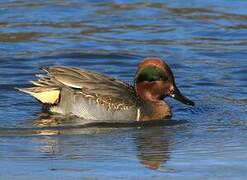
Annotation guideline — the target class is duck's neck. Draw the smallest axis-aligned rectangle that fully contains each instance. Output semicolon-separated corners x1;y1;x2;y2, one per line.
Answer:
140;100;171;121
135;82;171;120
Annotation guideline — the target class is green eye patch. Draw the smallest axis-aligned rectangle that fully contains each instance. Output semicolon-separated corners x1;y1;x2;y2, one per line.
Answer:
135;66;168;83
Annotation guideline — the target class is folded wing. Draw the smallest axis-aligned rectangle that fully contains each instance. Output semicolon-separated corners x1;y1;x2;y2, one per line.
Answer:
18;66;137;108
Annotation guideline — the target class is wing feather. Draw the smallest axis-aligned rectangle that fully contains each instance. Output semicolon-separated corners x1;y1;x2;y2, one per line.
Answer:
43;66;137;105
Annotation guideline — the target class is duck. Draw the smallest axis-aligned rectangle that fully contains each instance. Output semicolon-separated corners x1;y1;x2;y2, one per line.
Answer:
18;58;194;122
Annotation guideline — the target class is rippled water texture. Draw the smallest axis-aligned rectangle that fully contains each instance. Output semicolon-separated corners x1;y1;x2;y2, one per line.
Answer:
0;0;246;179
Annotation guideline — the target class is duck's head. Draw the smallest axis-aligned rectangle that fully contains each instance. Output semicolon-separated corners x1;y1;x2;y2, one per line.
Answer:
134;58;194;106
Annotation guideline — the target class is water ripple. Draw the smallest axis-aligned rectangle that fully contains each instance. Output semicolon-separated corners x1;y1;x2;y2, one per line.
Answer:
0;0;247;178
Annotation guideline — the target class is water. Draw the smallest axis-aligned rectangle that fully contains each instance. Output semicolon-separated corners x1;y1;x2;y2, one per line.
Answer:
0;0;246;179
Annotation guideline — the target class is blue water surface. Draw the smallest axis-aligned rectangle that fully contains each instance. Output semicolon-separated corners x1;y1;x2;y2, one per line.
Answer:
0;0;246;179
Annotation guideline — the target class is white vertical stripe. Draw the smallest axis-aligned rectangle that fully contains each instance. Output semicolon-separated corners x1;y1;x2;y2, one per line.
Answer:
136;108;140;121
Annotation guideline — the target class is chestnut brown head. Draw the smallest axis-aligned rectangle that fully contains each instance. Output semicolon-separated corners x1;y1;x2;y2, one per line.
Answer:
134;58;194;106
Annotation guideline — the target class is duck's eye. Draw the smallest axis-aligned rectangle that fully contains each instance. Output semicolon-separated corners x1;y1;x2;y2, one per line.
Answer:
150;75;166;82
158;76;164;81
158;75;168;81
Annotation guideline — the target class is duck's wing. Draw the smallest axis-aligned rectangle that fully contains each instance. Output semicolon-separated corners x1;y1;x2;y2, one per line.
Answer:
20;66;138;107
46;66;135;97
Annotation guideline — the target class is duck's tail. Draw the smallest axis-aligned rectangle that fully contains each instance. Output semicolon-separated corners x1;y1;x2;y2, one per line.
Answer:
17;87;60;104
17;69;62;105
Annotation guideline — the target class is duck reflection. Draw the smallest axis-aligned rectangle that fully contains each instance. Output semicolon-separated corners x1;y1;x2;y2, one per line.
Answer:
135;126;171;170
33;112;82;128
32;114;174;170
32;112;119;135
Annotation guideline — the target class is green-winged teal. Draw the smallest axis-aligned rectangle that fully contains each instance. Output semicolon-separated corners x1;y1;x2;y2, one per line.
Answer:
18;58;194;122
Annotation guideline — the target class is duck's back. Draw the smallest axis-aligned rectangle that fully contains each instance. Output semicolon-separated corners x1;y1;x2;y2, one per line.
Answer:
18;66;140;122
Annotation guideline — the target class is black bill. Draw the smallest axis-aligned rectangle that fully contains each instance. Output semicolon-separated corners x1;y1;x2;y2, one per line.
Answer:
170;86;195;106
